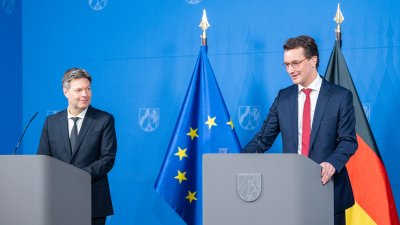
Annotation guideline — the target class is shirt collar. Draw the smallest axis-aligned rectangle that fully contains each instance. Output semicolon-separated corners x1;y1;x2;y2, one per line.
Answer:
298;74;322;93
67;107;88;119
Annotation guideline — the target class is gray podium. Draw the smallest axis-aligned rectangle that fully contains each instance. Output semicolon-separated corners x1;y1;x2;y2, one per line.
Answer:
0;155;91;225
203;153;333;225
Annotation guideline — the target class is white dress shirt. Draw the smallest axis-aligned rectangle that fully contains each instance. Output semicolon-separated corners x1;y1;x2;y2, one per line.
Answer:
67;108;88;137
297;75;323;154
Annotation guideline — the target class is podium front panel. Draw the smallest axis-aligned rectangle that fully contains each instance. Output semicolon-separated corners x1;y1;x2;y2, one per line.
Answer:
0;155;90;225
203;153;333;225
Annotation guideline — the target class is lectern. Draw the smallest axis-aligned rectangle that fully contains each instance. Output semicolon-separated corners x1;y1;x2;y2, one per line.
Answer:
0;155;91;225
203;153;333;225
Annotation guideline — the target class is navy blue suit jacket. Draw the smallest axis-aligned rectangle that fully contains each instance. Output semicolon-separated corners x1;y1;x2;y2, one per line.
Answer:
38;106;117;218
243;78;358;213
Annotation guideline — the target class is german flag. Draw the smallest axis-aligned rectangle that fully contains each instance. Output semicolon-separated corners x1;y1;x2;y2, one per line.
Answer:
324;40;399;225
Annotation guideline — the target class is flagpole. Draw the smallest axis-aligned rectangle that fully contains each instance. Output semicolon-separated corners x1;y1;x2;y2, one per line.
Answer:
333;3;344;46
199;9;210;46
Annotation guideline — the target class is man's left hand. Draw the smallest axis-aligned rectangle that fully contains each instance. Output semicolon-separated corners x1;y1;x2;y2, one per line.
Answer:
320;162;335;185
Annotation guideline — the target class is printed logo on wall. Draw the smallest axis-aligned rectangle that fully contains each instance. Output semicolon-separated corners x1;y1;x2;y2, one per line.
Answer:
139;108;159;132
362;103;371;122
238;106;260;130
185;0;202;5
46;110;60;116
2;0;15;14
88;0;107;11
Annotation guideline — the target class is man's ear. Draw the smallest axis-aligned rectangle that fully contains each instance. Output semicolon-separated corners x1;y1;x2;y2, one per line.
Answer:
311;56;318;67
63;88;69;98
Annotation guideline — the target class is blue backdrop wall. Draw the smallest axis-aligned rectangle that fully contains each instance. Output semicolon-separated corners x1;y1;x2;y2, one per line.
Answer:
0;0;21;154
1;0;399;224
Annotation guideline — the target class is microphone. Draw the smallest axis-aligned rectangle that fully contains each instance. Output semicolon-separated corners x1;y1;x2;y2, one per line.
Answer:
13;112;38;155
256;101;277;153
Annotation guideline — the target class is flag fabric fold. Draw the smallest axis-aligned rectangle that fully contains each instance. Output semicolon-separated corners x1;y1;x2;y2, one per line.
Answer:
325;40;399;225
155;46;242;225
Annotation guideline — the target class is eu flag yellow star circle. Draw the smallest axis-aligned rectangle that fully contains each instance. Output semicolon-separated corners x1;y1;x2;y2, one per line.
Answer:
174;115;235;205
174;170;187;184
205;115;217;129
226;119;234;129
186;127;199;140
185;190;197;204
174;147;188;161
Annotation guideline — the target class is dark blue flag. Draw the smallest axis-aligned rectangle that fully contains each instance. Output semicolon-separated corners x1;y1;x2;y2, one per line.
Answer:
155;46;242;225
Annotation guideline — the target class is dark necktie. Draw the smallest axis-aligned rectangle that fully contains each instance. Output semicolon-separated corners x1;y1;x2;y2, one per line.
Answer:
301;88;312;157
70;117;79;154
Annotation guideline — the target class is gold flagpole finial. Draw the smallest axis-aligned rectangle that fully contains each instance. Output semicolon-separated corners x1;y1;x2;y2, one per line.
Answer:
333;3;344;42
199;9;210;46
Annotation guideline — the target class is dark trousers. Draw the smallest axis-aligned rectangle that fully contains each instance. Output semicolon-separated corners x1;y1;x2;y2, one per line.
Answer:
334;211;346;225
92;217;106;225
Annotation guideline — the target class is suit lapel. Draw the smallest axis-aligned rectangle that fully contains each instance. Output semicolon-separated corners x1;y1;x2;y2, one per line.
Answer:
71;106;94;158
288;85;299;153
59;110;73;157
310;80;331;150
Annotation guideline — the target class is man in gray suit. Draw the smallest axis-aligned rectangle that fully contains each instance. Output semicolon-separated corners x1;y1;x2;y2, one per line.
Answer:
38;68;117;225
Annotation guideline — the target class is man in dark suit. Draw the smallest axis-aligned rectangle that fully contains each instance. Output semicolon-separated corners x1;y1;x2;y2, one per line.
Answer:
38;68;117;225
242;35;358;225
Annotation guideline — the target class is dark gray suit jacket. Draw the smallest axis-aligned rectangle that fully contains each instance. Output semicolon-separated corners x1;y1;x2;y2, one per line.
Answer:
38;105;117;218
243;78;358;213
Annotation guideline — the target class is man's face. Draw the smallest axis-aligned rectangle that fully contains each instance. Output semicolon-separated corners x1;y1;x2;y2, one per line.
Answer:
283;47;317;87
63;78;92;115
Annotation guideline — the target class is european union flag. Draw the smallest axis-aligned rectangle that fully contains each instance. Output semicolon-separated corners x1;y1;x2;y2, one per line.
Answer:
154;46;242;225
